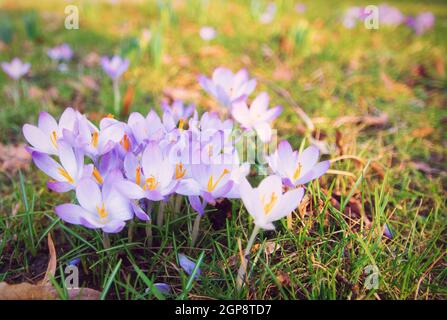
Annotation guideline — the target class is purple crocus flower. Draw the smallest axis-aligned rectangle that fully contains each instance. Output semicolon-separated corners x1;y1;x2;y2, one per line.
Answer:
23;108;89;155
55;176;133;233
47;43;74;61
188;195;207;216
100;55;129;81
198;67;257;108
378;4;405;26
295;3;306;13
342;7;364;29
117;142;178;201
231;92;282;143
239;175;304;230
407;12;435;35
266;141;329;188
83;117;126;159
127;110;165;146
161;100;195;126
176;163;234;203
1;58;30;80
199;26;217;41
260;3;277;24
31;141;92;193
178;253;201;278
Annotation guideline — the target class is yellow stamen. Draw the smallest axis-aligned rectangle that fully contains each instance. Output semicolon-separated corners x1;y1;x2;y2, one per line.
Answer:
143;176;158;191
91;132;99;148
93;167;103;184
207;168;230;192
178;118;185;130
263;193;278;215
50;131;58;149
106;113;114;118
135;165;141;186
58;167;74;184
96;203;108;219
293;163;302;180
175;162;186;179
120;134;130;151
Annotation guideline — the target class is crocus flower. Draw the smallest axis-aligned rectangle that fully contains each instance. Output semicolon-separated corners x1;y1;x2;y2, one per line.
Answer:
127;110;165;147
47;43;73;61
23;108;89;155
198;67;257;108
342;7;364;29
407;12;435;35
83;117;126;159
1;58;30;80
295;3;306;13
161;100;195;126
378;4;405;26
188;195;207;216
55;176;133;233
176;162;234;203
231;92;282;142
100;55;129;80
117;142;178;201
267;141;329;188
31;141;92;193
199;26;217;41
239;175;304;230
260;3;276;24
178;253;201;278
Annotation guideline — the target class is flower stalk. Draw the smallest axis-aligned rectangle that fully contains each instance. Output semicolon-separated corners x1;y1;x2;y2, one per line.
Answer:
236;225;260;289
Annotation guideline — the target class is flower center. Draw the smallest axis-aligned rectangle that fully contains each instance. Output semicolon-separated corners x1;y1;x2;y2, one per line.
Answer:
175;162;186;179
207;168;230;192
293;163;302;180
143;176;158;191
178;118;185;130
96;203;108;220
50;131;58;149
93;167;103;184
262;192;278;215
91;132;99;148
58;167;74;184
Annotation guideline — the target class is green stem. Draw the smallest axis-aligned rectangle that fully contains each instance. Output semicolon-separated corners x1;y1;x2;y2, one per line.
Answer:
156;201;166;228
236;225;260;290
113;79;120;115
191;214;202;247
102;232;111;249
174;194;183;214
146;221;153;248
13;80;20;107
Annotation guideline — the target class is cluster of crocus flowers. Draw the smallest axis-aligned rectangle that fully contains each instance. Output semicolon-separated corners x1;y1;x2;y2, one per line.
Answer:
24;66;329;286
342;3;435;34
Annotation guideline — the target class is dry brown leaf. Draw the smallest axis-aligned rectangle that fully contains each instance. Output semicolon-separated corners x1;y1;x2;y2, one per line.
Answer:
83;52;100;67
0;233;100;300
276;271;291;286
411;127;434;138
272;64;294;81
122;85;135;117
333;113;388;128
0;143;32;173
163;87;199;103
381;72;412;95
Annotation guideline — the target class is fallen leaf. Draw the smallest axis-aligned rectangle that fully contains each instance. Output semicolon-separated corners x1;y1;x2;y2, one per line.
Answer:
122;85;135;117
272;64;294;81
0;233;101;300
276;271;291;286
0;143;32;173
333;113;388;128
411;127;434;138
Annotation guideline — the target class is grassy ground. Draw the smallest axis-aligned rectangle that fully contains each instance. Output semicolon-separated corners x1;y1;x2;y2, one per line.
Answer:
0;0;446;299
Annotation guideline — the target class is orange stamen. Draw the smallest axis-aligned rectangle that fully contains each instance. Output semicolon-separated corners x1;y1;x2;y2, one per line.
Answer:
135;165;141;186
207;168;230;192
175;163;186;179
58;167;74;184
143;176;158;191
263;193;278;215
91;132;99;148
120;134;130;151
50;131;58;149
93;167;103;184
96;203;108;219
